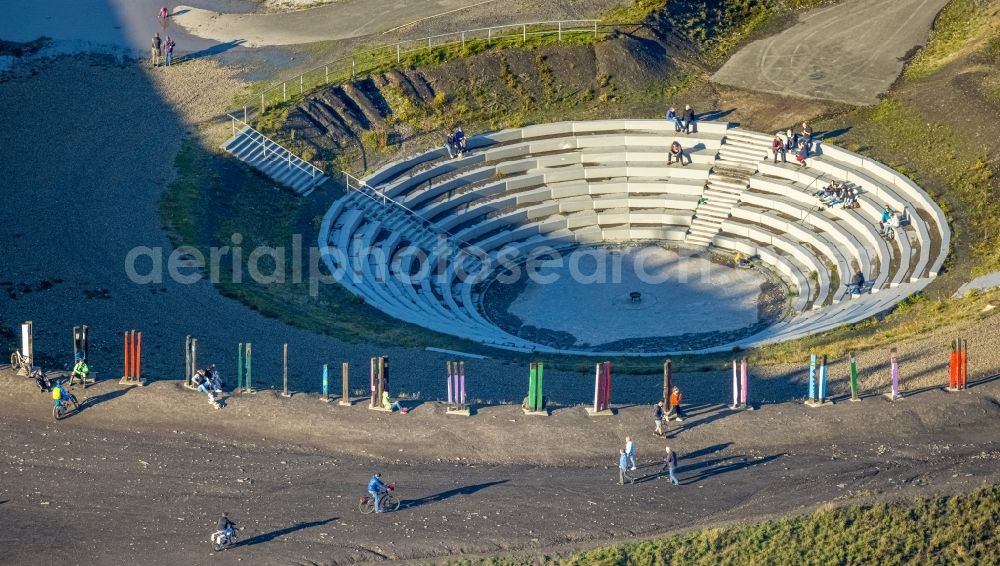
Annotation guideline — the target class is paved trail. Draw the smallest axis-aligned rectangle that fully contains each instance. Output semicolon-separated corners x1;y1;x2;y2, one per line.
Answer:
712;0;951;106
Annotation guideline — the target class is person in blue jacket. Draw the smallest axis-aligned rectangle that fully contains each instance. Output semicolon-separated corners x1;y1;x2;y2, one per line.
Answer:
368;473;388;512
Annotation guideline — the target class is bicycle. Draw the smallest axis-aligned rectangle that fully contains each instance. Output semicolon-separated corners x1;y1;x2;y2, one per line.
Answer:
211;528;241;551
10;351;31;374
880;225;896;241
53;391;79;420
359;484;399;514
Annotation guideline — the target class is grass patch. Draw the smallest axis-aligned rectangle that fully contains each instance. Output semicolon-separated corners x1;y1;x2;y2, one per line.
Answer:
905;0;994;80
452;484;1000;565
159;138;499;359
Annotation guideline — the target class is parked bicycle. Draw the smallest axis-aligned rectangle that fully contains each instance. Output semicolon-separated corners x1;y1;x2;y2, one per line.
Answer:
10;350;31;374
359;484;400;514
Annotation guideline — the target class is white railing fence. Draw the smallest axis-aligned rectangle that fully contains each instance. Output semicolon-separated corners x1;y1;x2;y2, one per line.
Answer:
227;114;325;179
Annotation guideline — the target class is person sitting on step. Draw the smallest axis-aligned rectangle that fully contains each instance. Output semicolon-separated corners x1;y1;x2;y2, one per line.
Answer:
667;141;687;166
771;133;786;163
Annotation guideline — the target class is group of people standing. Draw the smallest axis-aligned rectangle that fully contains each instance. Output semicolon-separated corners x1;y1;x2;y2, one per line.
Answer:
617;386;685;486
152;7;177;67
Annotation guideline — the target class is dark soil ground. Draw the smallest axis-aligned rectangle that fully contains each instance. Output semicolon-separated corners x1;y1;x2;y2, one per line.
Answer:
1;367;998;565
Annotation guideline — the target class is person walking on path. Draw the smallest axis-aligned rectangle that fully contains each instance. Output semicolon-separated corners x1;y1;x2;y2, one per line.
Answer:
625;436;637;471
653;402;665;436
617;449;633;485
151;33;162;67
165;36;175;66
668;386;684;422
660;446;679;485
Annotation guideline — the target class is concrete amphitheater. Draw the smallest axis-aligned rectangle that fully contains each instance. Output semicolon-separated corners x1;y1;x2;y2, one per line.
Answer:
316;119;949;355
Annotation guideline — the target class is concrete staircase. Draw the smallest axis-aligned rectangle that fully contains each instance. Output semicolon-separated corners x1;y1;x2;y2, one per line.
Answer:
221;124;327;196
687;127;773;247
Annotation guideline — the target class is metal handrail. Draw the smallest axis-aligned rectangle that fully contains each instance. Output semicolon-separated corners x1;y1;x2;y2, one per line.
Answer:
342;171;477;249
244;18;617;116
227;114;324;179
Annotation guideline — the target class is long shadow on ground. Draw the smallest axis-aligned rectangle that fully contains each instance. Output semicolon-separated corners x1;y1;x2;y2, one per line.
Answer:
80;386;132;410
401;480;508;509
238;517;337;547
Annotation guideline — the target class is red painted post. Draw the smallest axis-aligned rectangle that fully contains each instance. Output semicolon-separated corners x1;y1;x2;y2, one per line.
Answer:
122;331;129;378
136;331;142;380
949;340;958;389
740;358;748;407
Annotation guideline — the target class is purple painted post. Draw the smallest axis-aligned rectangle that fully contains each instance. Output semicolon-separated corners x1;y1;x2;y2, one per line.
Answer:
732;360;738;408
447;361;454;406
740;359;748;407
459;361;466;405
890;348;900;399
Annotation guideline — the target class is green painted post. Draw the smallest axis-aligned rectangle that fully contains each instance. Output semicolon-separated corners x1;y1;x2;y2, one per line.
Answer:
849;352;859;401
528;363;538;411
245;343;252;392
237;342;244;391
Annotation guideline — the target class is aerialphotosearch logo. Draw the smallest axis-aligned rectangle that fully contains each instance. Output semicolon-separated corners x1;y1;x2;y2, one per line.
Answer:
125;233;721;297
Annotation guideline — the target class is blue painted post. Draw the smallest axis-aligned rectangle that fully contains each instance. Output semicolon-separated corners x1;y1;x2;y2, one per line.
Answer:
890;348;900;399
808;354;817;401
819;355;828;402
322;364;329;401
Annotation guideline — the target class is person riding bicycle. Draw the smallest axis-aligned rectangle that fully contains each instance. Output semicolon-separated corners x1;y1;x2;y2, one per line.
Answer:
213;512;238;546
51;380;69;409
368;473;389;513
70;353;90;385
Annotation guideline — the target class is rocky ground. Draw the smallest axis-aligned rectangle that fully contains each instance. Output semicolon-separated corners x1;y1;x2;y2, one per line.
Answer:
1;366;998;564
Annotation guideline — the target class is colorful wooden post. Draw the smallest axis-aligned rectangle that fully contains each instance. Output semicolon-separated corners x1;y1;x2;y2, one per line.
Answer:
121;330;144;385
663;360;672;412
72;325;89;362
808;354;817;402
321;364;329;402
245;343;252;392
948;340;959;390
281;343;290;397
960;339;968;389
818;355;828;402
730;360;739;409
587;361;612;415
806;354;830;407
18;321;33;376
446;361;470;415
524;362;546;414
849;352;860;401
369;356;388;409
886;348;901;400
340;362;350;405
740;358;748;408
237;343;244;391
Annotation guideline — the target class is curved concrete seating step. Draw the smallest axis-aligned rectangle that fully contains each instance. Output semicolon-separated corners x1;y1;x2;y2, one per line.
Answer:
731;205;851;303
720;219;829;308
748;170;892;291
712;234;811;313
317;119;951;356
